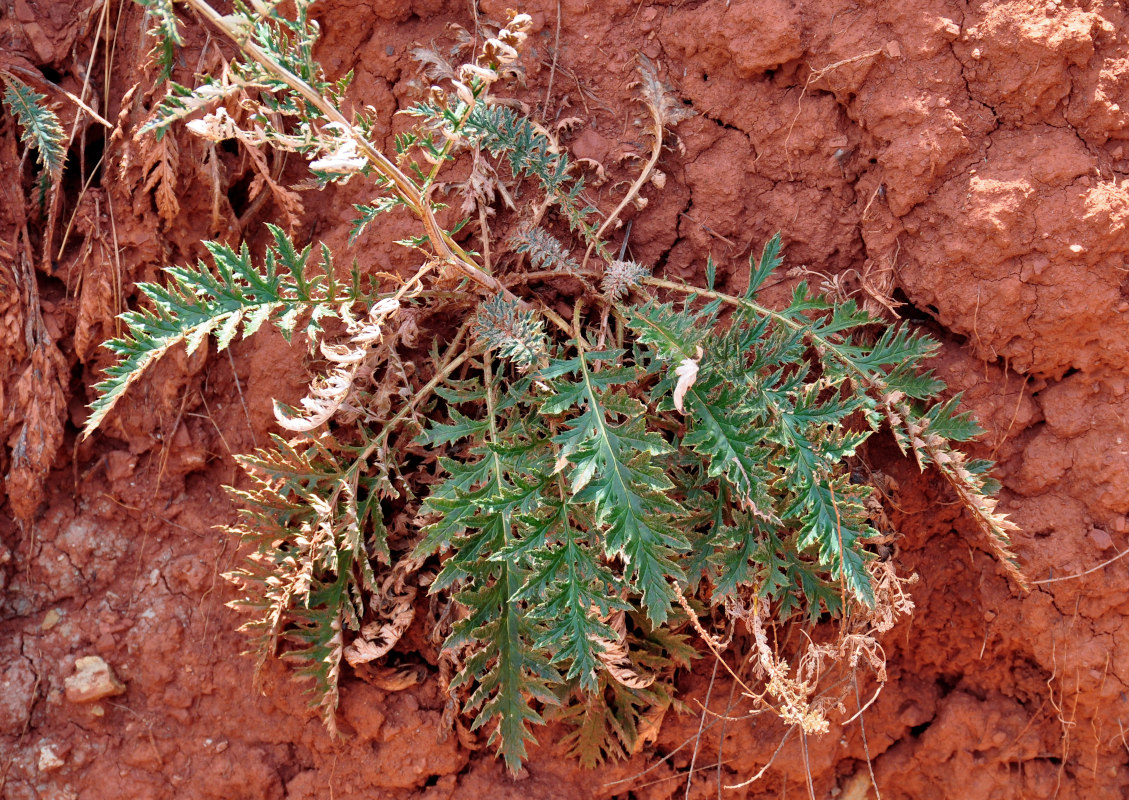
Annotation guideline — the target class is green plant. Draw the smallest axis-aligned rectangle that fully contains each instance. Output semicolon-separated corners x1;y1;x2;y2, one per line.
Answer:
1;71;67;189
83;0;1025;774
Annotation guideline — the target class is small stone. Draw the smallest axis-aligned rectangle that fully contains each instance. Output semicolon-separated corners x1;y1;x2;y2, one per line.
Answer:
1069;244;1084;253
885;40;901;59
64;656;126;704
104;451;137;483
0;660;36;734
938;19;961;40
1118;302;1129;313
90;704;105;717
1089;528;1114;551
38;745;65;773
41;609;62;631
1113;516;1128;533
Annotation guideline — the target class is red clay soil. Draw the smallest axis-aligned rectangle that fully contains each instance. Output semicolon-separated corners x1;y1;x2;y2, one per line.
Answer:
3;0;1129;797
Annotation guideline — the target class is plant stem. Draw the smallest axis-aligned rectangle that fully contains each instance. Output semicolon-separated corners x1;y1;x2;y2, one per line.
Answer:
580;96;663;271
183;0;515;304
641;276;889;392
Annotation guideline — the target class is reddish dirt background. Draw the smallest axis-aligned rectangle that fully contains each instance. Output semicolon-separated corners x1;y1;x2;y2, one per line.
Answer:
4;0;1129;797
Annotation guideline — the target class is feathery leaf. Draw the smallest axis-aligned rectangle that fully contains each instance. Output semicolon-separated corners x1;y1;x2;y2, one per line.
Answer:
1;74;66;176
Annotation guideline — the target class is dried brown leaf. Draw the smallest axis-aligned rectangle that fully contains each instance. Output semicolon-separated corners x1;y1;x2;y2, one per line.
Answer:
5;340;68;521
74;252;116;362
635;54;695;130
357;664;422;692
342;595;415;666
410;45;456;82
594;611;655;689
630;704;667;755
241;139;303;232
455;719;481;751
140;133;180;223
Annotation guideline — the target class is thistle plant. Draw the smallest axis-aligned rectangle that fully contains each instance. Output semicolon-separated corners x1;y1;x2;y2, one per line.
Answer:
84;0;1025;773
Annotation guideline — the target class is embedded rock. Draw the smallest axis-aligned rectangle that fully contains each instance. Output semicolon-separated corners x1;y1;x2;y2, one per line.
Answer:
64;657;126;704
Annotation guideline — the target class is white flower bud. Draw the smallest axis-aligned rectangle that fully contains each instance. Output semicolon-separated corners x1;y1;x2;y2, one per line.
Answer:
452;80;476;107
459;64;499;84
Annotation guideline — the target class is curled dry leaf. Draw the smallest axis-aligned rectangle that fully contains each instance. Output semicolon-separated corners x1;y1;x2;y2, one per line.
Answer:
672;346;702;413
455;719;481;751
342;595;415;666
356;664;423;692
273;300;400;432
555;116;585;135
575;157;607;186
593;611;655;689
342;555;418;667
273;342;367;432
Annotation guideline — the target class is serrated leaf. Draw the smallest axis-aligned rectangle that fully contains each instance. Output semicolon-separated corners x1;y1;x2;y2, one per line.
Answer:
84;231;352;437
1;75;66;175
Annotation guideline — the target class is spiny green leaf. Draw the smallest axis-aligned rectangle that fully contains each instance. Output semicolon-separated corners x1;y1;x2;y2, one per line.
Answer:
1;75;66;175
548;350;686;625
476;295;547;370
84;229;352;437
746;232;783;298
136;0;184;80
